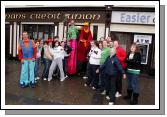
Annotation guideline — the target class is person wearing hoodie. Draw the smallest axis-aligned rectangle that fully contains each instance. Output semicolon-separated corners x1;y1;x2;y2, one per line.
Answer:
124;43;141;105
100;47;126;105
84;40;101;90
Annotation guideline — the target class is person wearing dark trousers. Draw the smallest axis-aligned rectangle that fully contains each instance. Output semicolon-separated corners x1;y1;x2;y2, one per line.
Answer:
97;40;111;95
100;47;126;105
41;40;53;80
61;41;72;78
124;43;141;105
84;40;101;90
114;40;127;98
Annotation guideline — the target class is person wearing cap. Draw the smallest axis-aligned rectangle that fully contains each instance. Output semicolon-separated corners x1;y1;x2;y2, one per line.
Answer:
67;20;78;75
77;22;93;75
18;31;37;88
100;47;126;105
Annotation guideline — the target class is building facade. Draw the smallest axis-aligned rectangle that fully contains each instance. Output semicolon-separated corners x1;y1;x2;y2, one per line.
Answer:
5;5;155;74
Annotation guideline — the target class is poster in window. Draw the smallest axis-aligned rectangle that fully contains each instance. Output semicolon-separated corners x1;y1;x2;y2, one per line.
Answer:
138;44;149;64
38;32;43;40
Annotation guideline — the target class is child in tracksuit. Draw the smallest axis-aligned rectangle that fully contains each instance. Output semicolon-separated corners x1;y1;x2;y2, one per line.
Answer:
18;32;37;88
100;47;126;105
48;41;65;82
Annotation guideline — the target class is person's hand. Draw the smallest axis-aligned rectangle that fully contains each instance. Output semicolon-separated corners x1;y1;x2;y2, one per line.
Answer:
96;69;99;73
122;74;126;79
21;59;24;64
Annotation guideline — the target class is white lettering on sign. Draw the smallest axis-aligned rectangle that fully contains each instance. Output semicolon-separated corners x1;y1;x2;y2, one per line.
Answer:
134;35;152;44
111;11;155;25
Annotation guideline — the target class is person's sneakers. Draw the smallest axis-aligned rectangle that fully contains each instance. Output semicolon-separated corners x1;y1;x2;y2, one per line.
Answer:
101;90;106;95
109;102;114;105
65;75;68;79
84;84;88;87
83;76;88;79
60;78;65;82
29;81;35;88
115;92;122;98
43;78;47;81
92;87;96;90
36;77;40;80
106;96;110;100
19;82;28;88
48;78;52;82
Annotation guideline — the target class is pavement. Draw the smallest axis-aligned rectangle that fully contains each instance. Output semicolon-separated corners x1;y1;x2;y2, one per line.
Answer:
5;59;155;105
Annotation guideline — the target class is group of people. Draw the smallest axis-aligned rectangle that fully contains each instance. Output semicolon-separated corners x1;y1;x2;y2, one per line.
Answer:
83;39;141;105
18;20;141;105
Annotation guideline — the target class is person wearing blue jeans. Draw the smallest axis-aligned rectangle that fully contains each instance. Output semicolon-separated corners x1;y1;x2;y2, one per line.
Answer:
41;40;53;80
124;43;141;105
18;31;37;88
34;40;42;81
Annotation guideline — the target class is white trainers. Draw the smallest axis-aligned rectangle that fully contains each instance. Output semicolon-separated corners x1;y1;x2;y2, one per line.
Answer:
115;92;122;97
109;102;114;105
65;75;68;78
48;78;52;82
83;76;88;79
101;90;106;95
92;87;96;90
60;78;65;82
106;96;110;100
36;77;40;80
43;78;47;81
84;84;88;87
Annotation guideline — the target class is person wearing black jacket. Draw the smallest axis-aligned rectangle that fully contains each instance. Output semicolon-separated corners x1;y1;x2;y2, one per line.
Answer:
100;47;126;105
124;43;141;105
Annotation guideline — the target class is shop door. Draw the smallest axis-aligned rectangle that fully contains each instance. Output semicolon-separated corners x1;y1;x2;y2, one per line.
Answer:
5;24;10;58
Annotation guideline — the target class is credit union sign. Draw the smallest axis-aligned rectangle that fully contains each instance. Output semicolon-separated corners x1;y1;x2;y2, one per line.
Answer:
5;11;105;23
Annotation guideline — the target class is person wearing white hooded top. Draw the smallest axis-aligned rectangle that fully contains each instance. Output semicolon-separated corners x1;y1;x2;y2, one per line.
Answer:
48;41;65;82
84;40;102;90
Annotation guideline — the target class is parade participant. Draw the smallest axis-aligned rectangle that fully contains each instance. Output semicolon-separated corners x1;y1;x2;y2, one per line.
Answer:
84;40;101;90
114;40;127;98
97;40;111;95
41;40;53;81
67;20;78;75
124;43;141;105
100;47;126;105
18;31;37;88
61;41;72;78
98;41;103;50
77;22;93;75
48;41;65;82
34;40;42;81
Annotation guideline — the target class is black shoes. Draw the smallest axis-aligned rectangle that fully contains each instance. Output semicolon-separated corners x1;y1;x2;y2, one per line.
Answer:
123;89;133;100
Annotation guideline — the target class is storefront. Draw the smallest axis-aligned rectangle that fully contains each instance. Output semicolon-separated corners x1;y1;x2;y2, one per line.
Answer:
5;6;155;74
109;6;155;74
5;6;107;58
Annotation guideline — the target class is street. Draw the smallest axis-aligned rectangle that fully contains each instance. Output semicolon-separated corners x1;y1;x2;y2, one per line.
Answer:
5;59;155;105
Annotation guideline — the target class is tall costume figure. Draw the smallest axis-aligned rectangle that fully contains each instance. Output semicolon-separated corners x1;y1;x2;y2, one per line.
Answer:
18;32;37;88
78;22;93;62
67;20;78;74
77;22;93;74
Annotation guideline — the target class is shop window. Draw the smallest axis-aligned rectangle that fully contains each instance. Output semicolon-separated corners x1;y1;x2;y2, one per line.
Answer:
23;24;54;40
93;26;98;40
